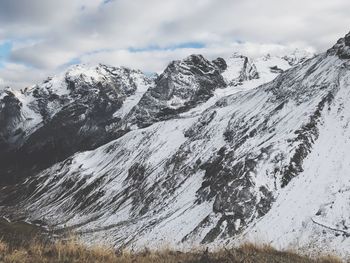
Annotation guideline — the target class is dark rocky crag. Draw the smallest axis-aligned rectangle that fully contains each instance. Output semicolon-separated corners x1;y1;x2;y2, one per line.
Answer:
126;55;227;128
327;32;350;59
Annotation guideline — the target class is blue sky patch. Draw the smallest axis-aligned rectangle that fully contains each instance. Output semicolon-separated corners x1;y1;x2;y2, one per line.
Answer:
62;57;82;68
0;41;12;68
129;42;205;53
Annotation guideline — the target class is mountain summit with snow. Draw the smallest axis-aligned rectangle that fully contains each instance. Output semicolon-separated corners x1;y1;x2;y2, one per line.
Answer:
0;64;153;183
0;32;349;257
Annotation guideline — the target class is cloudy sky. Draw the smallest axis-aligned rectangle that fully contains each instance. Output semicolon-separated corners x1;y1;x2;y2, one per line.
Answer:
0;0;349;89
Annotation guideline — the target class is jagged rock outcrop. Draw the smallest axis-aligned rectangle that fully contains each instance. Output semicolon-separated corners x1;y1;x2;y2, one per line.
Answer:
222;54;259;85
125;55;227;128
0;89;23;151
327;32;350;59
269;65;284;74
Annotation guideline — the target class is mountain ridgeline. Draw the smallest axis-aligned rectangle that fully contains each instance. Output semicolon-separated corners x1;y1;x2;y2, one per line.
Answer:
1;32;350;256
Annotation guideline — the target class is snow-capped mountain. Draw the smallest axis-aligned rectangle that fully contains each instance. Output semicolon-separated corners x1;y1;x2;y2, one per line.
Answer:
0;64;153;183
0;52;292;184
1;31;345;256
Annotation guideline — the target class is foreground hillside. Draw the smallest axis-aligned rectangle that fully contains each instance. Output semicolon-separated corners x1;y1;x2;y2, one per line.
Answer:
0;240;341;263
0;219;340;263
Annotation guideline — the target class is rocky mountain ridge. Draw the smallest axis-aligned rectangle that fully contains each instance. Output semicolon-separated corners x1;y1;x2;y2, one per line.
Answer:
0;51;299;184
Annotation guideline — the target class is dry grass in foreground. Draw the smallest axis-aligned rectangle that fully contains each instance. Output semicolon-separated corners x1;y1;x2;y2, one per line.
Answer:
0;238;343;263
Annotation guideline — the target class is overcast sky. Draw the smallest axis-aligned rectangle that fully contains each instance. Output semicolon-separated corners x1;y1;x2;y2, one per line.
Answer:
0;0;349;89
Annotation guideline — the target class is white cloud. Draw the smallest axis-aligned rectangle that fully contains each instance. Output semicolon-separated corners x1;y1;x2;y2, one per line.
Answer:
0;63;49;89
0;0;349;89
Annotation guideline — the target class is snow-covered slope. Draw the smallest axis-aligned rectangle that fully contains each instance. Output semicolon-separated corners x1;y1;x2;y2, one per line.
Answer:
240;32;350;257
1;35;341;255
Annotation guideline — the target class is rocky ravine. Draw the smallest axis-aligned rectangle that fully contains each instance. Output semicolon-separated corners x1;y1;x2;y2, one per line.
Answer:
3;33;348;256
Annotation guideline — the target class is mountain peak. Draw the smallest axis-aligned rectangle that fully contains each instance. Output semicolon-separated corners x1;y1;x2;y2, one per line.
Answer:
211;57;228;72
222;54;259;85
126;54;227;128
282;48;314;66
178;54;225;74
327;31;350;59
182;54;206;63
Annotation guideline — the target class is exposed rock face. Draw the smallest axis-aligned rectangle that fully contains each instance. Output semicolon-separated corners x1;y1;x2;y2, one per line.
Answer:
212;57;228;72
269;65;284;74
126;55;227;128
239;56;259;82
0;89;23;151
222;54;259;85
0;32;348;256
327;32;350;59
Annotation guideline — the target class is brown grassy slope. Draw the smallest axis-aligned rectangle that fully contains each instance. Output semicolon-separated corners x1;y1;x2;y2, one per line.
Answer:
0;239;343;263
0;218;49;248
0;219;343;263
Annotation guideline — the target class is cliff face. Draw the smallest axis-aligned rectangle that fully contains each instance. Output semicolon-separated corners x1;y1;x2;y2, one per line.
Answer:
125;55;227;128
